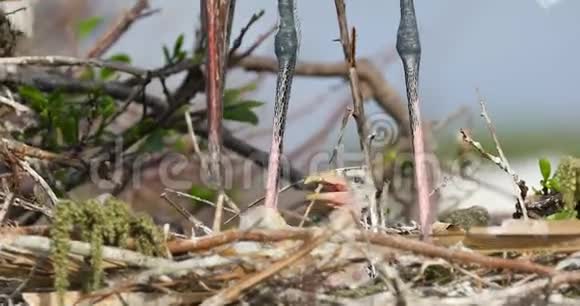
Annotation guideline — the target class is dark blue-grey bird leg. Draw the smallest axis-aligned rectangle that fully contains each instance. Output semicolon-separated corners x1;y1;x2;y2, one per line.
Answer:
264;0;299;211
396;0;432;239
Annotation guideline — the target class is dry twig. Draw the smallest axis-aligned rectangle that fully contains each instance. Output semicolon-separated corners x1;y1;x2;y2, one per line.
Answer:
229;25;277;65
164;227;555;276
333;0;382;239
16;160;58;207
85;0;152;59
476;91;529;219
228;9;265;60
160;192;213;235
7;235;173;268
0;87;32;115
200;228;334;306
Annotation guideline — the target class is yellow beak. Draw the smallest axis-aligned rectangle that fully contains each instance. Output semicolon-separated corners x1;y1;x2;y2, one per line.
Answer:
304;170;353;207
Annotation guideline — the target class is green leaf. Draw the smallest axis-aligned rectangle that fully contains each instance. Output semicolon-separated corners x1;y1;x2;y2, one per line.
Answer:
172;137;188;154
224;108;259;125
18;85;47;110
189;184;217;205
162;34;188;64
539;158;551;181
191;51;205;65
47;91;65;113
223;101;264;125
238;82;258;93
546;209;578;220
162;46;172;64
232;100;264;109
223;83;260;105
79;67;96;81
108;53;131;64
100;69;115;81
550;178;561;192
173;34;185;59
175;51;186;62
141;129;168;153
39;109;50;122
59;116;79;145
125;118;155;141
100;53;132;80
77;16;104;40
98;95;116;119
223;88;242;105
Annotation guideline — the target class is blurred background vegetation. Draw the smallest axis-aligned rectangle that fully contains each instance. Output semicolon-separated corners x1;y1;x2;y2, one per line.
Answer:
1;0;577;228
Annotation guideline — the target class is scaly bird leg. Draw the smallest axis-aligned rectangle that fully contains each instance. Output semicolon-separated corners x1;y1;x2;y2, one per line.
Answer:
396;0;432;239
204;0;223;188
204;0;235;231
263;0;299;212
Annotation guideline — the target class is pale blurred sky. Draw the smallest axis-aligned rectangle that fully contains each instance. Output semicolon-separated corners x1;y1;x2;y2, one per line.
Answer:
87;0;579;152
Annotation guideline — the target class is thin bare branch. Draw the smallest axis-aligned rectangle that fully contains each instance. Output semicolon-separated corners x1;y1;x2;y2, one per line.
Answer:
19;161;58;207
85;0;152;59
163;188;236;214
333;0;381;238
476;91;529;220
228;9;265;60
165;227;555;276
236;55;410;136
0;86;32;115
184;109;208;170
160;192;213;235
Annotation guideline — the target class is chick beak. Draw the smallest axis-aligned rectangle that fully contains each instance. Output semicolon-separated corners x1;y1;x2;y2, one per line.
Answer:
304;170;354;207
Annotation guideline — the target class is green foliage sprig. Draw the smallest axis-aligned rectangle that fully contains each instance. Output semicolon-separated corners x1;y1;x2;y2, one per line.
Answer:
50;197;165;306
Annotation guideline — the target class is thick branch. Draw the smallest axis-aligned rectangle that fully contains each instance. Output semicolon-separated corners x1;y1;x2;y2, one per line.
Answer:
0;69;167;113
236;55;410;136
0;56;148;77
166;227;555;276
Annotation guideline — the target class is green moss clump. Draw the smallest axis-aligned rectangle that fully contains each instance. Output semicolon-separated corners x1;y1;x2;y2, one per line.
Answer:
553;156;580;210
49;197;165;305
439;205;490;229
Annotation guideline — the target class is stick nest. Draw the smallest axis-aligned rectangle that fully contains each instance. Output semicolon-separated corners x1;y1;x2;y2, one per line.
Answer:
1;197;580;306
